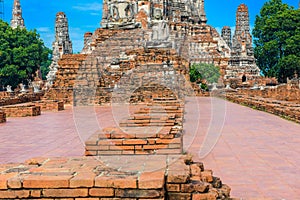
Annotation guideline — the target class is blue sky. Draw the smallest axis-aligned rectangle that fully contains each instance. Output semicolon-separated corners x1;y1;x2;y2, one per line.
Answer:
2;0;298;52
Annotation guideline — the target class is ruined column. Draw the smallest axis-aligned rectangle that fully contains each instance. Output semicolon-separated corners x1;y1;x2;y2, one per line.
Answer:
46;12;73;87
81;32;93;54
221;26;231;49
10;0;25;29
53;12;73;57
231;4;252;56
226;4;260;81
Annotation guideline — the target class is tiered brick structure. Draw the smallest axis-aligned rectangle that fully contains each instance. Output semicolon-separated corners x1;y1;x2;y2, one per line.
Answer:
224;4;260;82
10;0;25;29
85;98;184;155
46;12;73;86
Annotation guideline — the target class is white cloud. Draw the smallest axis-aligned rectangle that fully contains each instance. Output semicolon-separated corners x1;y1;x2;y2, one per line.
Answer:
72;3;102;11
36;27;51;32
91;13;101;16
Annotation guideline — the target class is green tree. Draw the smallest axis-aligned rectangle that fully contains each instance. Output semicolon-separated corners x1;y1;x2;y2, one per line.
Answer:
0;20;51;89
40;48;52;80
253;0;300;82
189;64;202;83
190;63;220;84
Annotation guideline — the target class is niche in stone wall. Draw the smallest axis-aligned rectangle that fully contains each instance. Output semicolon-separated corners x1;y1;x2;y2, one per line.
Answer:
242;75;247;82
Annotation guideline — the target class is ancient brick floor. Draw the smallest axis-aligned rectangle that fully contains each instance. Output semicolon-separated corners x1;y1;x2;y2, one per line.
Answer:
0;97;299;199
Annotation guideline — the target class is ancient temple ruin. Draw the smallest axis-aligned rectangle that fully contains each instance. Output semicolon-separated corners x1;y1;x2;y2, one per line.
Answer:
46;12;73;86
223;4;260;81
45;1;262;104
10;0;25;29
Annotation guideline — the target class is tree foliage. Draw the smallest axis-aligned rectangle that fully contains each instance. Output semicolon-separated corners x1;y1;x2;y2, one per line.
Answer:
253;0;300;82
190;63;220;84
40;48;52;80
0;20;51;89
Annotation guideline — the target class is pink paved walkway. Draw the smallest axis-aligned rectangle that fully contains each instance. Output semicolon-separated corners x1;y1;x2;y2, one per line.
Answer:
0;97;299;199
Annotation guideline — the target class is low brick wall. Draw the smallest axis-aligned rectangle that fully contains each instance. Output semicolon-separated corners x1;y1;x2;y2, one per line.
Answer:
0;156;231;199
0;110;6;123
224;91;300;123
1;103;41;117
0;92;44;106
34;100;64;111
237;84;300;103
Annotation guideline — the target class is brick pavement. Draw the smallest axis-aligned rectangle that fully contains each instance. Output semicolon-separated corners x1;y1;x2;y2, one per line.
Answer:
184;97;300;199
0;97;299;199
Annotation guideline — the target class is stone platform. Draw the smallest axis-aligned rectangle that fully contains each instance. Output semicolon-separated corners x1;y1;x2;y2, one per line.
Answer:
0;155;230;199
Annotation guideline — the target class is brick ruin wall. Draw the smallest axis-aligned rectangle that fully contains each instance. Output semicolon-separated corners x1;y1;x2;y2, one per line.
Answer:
222;82;300;123
0;155;231;200
237;83;300;102
0;93;44;107
44;29;192;105
34;100;64;112
1;103;41;117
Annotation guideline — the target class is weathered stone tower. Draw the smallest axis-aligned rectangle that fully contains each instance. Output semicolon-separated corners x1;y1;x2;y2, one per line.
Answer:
10;0;25;29
53;12;73;57
225;4;260;81
232;4;252;57
46;12;73;86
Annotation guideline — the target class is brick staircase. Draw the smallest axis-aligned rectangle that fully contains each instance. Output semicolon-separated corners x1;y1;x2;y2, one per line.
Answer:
44;28;191;105
85;98;184;155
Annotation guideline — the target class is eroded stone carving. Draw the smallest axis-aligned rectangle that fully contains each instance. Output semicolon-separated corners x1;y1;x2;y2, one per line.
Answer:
101;0;140;29
147;17;171;48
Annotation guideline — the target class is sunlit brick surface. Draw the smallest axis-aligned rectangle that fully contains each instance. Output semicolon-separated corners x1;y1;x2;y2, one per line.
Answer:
0;97;299;199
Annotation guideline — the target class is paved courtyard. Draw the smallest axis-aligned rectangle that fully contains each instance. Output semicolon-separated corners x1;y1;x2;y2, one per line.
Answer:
0;97;299;199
